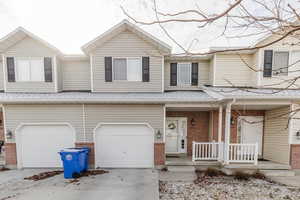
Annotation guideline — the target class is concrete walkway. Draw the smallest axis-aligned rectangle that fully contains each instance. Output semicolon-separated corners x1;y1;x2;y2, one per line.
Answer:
0;169;159;200
269;170;300;187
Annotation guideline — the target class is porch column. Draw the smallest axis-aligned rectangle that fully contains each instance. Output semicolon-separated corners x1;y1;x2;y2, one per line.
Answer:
224;101;233;164
218;105;223;143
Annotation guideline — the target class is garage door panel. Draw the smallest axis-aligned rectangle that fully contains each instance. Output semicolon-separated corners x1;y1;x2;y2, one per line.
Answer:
17;124;75;168
95;124;154;168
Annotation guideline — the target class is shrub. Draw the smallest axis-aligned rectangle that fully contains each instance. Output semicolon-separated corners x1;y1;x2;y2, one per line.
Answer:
204;168;224;177
234;171;251;181
161;167;168;172
251;171;266;180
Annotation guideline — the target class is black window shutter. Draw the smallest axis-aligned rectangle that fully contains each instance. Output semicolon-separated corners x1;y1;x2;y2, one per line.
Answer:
44;57;53;82
170;63;177;86
191;63;198;86
263;50;273;77
105;57;112;82
6;57;15;82
142;57;150;82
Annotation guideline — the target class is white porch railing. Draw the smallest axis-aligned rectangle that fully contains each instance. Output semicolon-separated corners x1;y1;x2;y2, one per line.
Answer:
228;143;258;165
192;142;223;162
192;142;258;165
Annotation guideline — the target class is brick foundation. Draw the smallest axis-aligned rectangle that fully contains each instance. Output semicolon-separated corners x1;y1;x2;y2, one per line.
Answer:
290;144;300;169
154;143;165;165
5;143;17;166
75;142;95;167
167;111;210;156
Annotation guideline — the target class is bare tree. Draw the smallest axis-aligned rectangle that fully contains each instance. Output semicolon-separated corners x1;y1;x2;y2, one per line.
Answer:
122;0;300;125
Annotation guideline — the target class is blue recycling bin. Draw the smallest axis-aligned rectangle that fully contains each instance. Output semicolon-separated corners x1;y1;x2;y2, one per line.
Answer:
59;147;90;179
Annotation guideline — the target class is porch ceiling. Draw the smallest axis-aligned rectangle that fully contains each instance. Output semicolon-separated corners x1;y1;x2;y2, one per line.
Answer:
232;104;287;110
166;107;216;111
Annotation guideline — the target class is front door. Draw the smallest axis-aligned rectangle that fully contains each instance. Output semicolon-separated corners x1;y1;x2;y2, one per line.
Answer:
165;118;187;154
238;116;264;156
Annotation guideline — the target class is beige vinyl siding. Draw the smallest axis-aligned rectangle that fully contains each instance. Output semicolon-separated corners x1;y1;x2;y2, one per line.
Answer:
92;30;163;92
214;54;254;87
85;104;164;143
62;60;91;91
290;104;300;144
263;106;290;164
4;104;84;143
164;61;210;90
0;60;4;90
257;34;300;88
3;37;57;93
4;104;164;143
208;58;214;86
56;58;63;91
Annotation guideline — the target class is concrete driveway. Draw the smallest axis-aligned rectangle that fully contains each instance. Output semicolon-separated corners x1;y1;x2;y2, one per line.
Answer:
0;169;159;200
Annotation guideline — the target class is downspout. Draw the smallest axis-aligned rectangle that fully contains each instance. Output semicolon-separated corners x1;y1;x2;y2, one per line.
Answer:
82;104;87;142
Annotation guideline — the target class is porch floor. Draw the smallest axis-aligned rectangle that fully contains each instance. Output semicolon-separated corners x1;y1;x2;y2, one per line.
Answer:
166;156;291;170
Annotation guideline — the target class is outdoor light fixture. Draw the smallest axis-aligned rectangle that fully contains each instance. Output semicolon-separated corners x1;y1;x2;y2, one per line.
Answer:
191;118;196;126
156;130;162;139
6;130;13;139
231;117;235;125
296;131;300;140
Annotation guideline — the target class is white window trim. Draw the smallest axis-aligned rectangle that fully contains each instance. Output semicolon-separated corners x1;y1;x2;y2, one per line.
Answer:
15;57;45;82
112;57;142;82
177;62;192;86
272;51;289;77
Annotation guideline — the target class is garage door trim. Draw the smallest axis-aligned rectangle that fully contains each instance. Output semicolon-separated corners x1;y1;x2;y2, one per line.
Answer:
15;122;76;169
93;122;155;168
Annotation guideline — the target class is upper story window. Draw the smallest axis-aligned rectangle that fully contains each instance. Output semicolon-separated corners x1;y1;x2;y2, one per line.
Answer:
113;58;142;81
263;50;300;77
16;58;44;82
177;63;191;85
170;62;198;86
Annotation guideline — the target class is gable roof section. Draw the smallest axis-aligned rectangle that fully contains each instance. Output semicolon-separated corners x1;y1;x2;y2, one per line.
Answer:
81;19;172;55
0;27;63;55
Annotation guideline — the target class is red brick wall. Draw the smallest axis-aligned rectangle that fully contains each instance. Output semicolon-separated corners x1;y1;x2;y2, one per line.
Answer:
212;110;265;143
290;144;300;169
154;143;165;165
75;142;95;167
167;111;210;156
5;143;17;166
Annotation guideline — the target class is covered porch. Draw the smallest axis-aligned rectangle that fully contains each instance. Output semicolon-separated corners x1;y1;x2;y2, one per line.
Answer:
164;99;294;169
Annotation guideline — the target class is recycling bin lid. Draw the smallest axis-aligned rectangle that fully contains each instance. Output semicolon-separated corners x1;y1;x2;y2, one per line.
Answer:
60;148;84;152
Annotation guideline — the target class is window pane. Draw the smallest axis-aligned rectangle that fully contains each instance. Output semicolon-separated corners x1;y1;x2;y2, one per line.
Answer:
178;63;191;85
291;51;300;73
113;58;127;80
127;58;141;81
30;59;44;81
16;60;30;81
273;52;289;75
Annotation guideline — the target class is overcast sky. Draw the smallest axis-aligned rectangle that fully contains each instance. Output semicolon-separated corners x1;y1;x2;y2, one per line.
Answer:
0;0;254;54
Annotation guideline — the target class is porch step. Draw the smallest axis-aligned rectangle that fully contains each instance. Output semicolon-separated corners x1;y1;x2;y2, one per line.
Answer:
166;159;220;166
167;166;195;172
224;162;291;170
260;170;295;177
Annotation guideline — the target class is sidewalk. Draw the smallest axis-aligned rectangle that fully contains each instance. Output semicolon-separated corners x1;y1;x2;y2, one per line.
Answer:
269;170;300;187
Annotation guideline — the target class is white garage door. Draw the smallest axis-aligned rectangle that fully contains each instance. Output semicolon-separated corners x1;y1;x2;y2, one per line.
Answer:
16;124;75;168
95;124;154;168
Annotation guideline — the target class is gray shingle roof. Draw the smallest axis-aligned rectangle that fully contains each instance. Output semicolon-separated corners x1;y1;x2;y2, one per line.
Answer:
0;91;217;104
206;87;300;99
